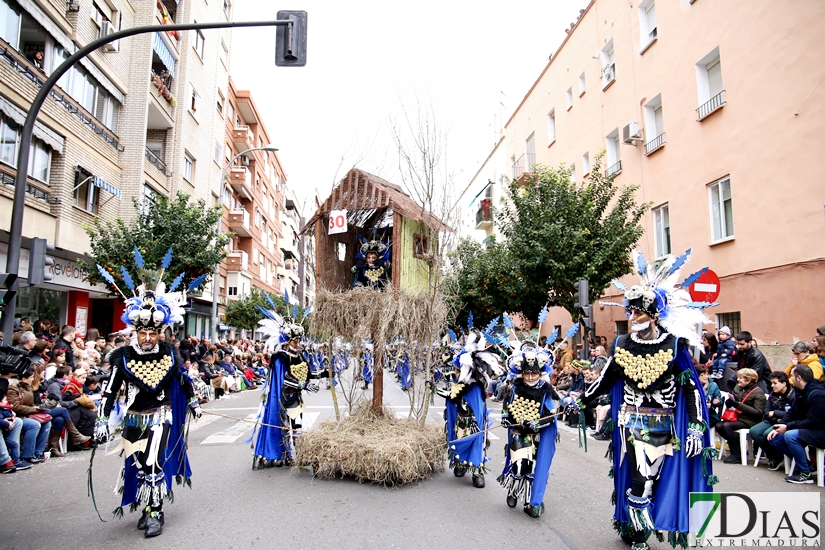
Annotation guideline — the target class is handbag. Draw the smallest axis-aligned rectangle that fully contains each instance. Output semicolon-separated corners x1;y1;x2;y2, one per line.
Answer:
720;387;757;422
29;412;53;424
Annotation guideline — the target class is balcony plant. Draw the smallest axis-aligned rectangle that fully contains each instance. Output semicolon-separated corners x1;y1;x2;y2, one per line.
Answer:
150;73;177;107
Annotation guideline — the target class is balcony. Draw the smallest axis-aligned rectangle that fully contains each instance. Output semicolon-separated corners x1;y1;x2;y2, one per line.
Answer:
644;132;665;156
696;90;725;121
511;153;537;180
475;200;493;229
228;166;254;201
226;249;249;271
228;207;251;237
235;96;258;124
606;160;622;177
232;125;254;149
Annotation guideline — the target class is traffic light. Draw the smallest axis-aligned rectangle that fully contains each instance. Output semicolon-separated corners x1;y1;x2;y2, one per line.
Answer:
0;273;18;310
275;11;307;67
28;238;54;286
581;305;594;332
573;278;590;309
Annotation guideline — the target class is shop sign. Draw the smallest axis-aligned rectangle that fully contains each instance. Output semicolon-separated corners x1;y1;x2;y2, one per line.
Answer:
0;242;107;292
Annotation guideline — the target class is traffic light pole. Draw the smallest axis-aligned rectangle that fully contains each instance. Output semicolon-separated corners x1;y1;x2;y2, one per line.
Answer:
1;18;299;338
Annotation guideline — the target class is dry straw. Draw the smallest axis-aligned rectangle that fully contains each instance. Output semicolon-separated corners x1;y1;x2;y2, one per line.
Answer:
294;402;446;485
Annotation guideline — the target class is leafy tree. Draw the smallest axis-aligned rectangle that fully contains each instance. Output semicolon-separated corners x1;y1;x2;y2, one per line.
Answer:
495;153;648;320
78;193;229;294
224;288;308;333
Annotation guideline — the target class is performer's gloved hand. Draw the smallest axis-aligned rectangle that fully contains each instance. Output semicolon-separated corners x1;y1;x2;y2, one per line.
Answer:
500;417;512;428
188;402;203;420
94;418;110;444
724;398;738;408
575;397;585;410
522;419;537;431
685;428;703;458
305;381;320;393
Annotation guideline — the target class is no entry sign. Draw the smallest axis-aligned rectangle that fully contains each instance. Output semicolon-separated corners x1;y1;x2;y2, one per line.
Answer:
328;210;348;235
689;269;720;303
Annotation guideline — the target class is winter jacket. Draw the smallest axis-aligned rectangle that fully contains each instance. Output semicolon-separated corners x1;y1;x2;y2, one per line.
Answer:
736;346;771;391
716;338;735;359
46;377;77;409
781;380;825;448
0;404;15;432
704;380;723;425
763;387;795;425
727;382;767;428
784;352;824;384
7;381;43;417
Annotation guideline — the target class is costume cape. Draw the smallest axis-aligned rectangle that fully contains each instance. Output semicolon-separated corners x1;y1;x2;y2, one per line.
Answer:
445;383;490;473
500;387;558;507
253;353;288;462
397;354;411;390
362;352;373;384
608;343;714;544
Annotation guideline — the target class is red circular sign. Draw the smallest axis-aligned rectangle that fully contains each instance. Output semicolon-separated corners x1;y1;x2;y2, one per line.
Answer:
689;269;721;303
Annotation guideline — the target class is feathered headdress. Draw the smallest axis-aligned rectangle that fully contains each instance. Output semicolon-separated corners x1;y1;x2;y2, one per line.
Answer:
256;289;309;352
506;340;552;387
453;330;504;385
96;247;205;331
600;248;716;345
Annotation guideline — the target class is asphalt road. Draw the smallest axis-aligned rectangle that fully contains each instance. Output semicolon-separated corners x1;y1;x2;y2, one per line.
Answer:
1;376;823;550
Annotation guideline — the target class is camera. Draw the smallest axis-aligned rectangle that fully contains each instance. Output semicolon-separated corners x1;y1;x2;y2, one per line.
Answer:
0;346;32;377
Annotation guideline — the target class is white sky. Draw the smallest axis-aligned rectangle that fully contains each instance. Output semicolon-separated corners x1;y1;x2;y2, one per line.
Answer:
230;0;590;216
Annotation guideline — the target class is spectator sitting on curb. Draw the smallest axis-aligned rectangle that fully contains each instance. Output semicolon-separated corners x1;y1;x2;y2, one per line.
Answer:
767;364;825;484
0;379;26;473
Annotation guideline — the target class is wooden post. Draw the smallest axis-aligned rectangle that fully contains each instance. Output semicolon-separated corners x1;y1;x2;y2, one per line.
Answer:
328;338;340;420
372;342;384;417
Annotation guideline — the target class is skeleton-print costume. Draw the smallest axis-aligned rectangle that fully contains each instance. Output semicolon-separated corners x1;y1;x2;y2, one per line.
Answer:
582;249;717;549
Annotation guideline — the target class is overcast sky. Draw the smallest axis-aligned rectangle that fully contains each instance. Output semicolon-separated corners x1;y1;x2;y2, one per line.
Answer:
230;0;590;216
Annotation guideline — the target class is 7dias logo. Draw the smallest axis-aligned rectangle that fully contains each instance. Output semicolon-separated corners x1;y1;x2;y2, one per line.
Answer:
689;492;820;547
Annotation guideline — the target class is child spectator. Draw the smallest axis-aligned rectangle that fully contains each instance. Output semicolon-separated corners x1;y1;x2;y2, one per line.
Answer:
712;326;735;379
696;364;722;426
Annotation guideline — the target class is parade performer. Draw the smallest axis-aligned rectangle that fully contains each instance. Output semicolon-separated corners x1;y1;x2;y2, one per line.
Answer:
253;298;324;468
93;247;205;538
351;239;390;289
580;249;717;550
361;339;374;390
498;339;559;518
439;330;502;488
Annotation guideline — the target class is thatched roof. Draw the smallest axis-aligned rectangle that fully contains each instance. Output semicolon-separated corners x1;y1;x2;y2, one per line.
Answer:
302;168;451;233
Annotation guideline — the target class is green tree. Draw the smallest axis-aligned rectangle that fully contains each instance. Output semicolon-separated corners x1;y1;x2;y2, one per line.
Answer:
496;153;648;320
78;193;229;293
223;288;308;333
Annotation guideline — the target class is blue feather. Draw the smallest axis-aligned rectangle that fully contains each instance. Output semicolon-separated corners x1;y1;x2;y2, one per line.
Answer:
547;328;559;344
169;272;185;292
303;306;311;318
686;301;717;309
679;267;708;288
265;292;277;310
292;304;299;319
284;289;289;306
257;305;275;320
537;304;548;324
612;279;627;291
446;329;457;342
502;312;514;330
161;248;173;270
481;330;498;346
565;323;580;339
635;251;647;276
119;265;135;290
133;246;144;268
187;273;208;291
96;264;115;286
467;311;474;330
485;316;500;334
497;337;511;348
667;248;691;275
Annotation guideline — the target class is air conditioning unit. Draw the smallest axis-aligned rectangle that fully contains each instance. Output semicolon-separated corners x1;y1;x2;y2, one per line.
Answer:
622;121;642;144
240;155;250;167
603;65;615;83
100;21;118;51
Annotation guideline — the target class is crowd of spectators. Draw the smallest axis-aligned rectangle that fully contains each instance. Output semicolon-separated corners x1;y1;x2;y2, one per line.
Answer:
0;318;271;474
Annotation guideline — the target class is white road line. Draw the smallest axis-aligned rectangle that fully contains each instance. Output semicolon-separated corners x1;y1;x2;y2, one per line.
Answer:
201;414;256;444
188;414;220;432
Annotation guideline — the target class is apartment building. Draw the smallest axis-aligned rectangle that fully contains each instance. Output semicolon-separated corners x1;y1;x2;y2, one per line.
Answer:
0;0;234;338
215;77;285;335
277;186;304;306
464;0;825;344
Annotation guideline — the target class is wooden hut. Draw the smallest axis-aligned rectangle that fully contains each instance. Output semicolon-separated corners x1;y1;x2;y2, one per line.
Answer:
302;168;450;292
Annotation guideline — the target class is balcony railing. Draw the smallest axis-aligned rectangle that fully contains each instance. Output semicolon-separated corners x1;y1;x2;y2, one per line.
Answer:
644;132;665;155
696;90;725;121
475;200;493;228
606;160;622;177
144;146;168;174
512;153;537;179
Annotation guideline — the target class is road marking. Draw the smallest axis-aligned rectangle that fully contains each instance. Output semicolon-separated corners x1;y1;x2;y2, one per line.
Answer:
488;433;500;440
201;414;256;444
188;414;220;432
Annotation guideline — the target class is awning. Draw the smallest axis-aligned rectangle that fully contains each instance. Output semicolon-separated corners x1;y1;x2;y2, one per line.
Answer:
152;32;176;77
17;0;125;104
92;175;121;199
0;97;65;153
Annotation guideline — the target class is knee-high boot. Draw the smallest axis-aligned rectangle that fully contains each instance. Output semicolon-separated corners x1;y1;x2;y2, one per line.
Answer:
47;431;66;457
66;419;91;445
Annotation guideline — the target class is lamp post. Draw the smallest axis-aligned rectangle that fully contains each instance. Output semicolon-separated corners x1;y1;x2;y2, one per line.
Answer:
0;14;306;338
211;145;278;342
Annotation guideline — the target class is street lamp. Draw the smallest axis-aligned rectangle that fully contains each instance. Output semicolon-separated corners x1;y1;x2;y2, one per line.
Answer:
210;145;278;342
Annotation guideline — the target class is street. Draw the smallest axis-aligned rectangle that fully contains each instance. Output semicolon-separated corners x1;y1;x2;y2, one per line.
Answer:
1;377;823;550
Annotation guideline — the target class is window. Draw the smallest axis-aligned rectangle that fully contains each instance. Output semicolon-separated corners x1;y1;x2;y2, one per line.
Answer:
188;84;201;120
223;0;231;18
582;152;590;176
0;114;18;165
578;72;586;96
228;286;238;296
73;168;98;213
601;39;616;88
413;233;430;258
222;185;232;206
219;275;226;293
643;94;665;155
219;40;228;67
0;1;21;50
183;152;194;182
225;144;232;163
639;0;657;52
0;115;52;183
91;3;108;28
337;242;347;262
547;110;555;144
227;102;234;124
142;183;160;214
525;133;536;172
708;176;734;242
213;138;221;164
716;312;741;337
216;90;224;114
566;87;573;109
652;203;671;258
192;28;205;59
696;48;725;120
605;129;621;176
615;320;629;336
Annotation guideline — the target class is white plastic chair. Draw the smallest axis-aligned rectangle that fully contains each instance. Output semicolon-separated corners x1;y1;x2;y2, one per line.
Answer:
786;446;825;487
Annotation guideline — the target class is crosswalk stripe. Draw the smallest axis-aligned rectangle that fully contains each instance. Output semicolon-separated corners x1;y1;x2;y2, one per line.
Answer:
201;414;256;444
188;414;220;432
